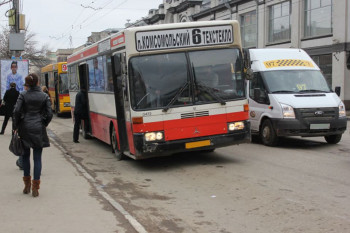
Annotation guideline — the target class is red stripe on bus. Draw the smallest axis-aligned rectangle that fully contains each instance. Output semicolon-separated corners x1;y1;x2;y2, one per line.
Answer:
126;122;136;154
58;94;69;99
67;45;99;63
89;112;115;144
111;34;125;48
133;111;248;141
87;112;136;155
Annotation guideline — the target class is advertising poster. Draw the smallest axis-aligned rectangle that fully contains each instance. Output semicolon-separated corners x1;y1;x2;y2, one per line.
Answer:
0;60;29;98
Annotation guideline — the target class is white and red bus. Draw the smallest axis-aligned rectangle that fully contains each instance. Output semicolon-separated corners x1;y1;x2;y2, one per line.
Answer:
67;20;250;160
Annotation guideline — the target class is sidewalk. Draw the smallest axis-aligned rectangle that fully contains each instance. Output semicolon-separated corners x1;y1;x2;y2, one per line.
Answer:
0;128;122;233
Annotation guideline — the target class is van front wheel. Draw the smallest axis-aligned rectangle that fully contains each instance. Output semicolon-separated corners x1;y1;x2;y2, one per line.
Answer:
260;119;278;146
324;134;342;144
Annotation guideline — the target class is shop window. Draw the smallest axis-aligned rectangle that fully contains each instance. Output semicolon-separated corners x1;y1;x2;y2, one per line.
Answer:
311;54;332;87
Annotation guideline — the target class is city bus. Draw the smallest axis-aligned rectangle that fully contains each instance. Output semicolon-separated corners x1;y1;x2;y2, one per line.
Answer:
67;20;251;160
41;62;71;116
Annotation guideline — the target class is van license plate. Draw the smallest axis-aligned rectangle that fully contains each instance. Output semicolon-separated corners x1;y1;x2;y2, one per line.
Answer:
186;140;211;149
310;124;330;130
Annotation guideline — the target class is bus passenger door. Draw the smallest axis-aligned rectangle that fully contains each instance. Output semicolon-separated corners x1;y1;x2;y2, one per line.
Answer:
78;63;92;137
54;72;60;114
112;53;129;153
44;73;49;87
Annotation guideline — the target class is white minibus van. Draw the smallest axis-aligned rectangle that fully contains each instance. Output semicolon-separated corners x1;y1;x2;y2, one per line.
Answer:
247;48;347;146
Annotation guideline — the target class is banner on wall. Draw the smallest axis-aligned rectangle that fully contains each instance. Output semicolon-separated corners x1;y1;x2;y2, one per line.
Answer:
0;60;29;98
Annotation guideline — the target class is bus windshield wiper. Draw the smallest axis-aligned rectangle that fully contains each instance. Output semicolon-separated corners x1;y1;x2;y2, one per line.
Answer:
271;90;296;93
162;82;189;112
136;93;149;107
298;89;329;93
197;83;226;105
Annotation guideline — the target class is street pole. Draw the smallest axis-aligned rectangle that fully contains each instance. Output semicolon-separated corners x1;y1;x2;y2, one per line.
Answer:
11;0;21;57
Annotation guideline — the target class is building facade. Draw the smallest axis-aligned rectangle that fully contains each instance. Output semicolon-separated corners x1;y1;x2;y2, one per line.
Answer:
129;0;350;108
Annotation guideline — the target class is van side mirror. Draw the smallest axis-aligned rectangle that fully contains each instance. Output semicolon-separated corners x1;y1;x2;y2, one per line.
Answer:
335;86;341;96
114;55;121;76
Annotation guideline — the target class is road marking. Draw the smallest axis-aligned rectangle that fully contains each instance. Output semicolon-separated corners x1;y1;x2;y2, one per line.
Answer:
48;131;148;233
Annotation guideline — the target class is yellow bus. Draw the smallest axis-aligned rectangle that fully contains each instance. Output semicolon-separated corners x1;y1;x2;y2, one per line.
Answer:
41;62;71;116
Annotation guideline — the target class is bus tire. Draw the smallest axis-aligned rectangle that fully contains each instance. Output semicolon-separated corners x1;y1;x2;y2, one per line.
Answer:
201;149;215;153
324;134;342;144
111;125;125;161
260;119;278;146
55;103;61;117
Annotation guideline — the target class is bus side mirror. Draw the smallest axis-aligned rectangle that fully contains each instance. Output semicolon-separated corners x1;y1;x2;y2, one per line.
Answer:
245;68;253;80
114;55;122;76
335;86;341;96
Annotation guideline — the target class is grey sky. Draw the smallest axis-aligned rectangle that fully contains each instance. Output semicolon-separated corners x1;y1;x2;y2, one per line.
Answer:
0;0;162;51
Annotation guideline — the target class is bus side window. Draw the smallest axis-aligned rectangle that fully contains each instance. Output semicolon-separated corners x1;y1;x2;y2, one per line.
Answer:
106;56;114;92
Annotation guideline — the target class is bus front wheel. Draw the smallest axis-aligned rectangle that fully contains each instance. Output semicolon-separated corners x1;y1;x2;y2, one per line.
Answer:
111;125;125;161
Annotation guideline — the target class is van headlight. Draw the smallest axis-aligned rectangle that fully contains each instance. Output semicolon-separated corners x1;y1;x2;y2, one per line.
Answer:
144;131;164;142
339;102;346;118
281;103;295;119
228;121;245;131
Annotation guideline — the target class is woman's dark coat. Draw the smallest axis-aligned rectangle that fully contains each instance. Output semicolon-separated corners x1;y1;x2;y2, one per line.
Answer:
13;86;53;148
3;87;19;117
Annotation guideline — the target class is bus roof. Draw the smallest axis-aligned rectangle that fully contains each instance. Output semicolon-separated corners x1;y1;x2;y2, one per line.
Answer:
41;62;68;73
68;20;242;65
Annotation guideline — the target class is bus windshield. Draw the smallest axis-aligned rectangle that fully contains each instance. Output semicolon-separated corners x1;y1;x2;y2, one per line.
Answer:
130;48;244;110
59;73;69;94
261;70;331;93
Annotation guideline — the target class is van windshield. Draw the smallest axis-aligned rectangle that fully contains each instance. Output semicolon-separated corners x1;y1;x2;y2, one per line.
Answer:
261;70;331;93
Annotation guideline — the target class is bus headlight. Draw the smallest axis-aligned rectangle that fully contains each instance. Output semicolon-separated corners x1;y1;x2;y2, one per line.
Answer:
228;122;245;131
339;102;346;118
145;131;164;142
281;103;295;119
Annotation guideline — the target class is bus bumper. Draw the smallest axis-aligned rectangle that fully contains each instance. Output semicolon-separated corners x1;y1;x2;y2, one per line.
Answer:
133;129;250;159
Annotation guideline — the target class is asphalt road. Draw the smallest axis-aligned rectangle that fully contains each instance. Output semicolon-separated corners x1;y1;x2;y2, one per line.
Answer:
50;116;350;233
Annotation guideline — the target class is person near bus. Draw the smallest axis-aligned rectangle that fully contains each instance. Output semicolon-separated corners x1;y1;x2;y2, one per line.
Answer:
13;73;53;197
6;61;24;92
0;82;19;135
73;88;88;143
41;85;52;105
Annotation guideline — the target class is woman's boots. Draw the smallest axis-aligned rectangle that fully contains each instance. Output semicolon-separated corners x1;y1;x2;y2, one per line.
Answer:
23;176;31;194
32;180;40;197
23;177;40;197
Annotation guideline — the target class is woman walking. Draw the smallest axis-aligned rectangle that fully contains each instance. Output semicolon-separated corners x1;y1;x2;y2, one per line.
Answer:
13;74;53;197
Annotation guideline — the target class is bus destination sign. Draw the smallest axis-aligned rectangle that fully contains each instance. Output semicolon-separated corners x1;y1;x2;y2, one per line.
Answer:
136;25;233;51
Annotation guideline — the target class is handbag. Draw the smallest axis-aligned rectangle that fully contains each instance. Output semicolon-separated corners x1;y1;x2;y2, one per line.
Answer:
9;132;25;156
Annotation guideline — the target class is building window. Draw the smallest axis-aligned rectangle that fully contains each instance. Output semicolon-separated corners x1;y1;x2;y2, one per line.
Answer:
311;54;332;87
304;0;332;38
269;1;291;43
241;11;257;48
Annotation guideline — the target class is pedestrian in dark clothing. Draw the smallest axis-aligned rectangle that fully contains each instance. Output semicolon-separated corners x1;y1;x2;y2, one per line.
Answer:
13;73;53;197
73;89;88;143
0;82;19;134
